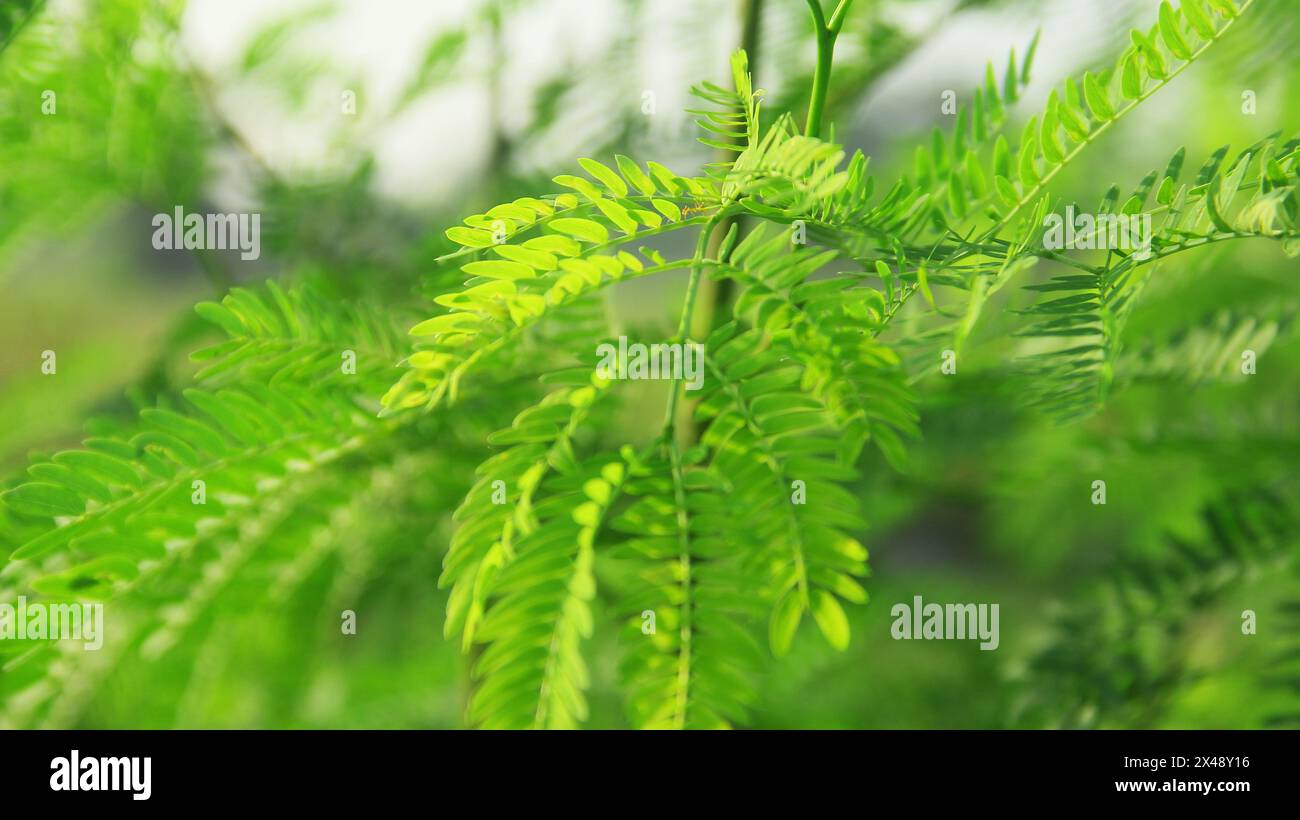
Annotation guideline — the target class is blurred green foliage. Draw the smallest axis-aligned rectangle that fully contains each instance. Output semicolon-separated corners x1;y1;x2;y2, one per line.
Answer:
0;0;1296;729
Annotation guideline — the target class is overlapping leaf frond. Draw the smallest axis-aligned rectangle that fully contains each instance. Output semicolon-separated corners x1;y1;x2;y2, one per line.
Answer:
1119;304;1296;386
694;318;872;655
708;114;850;219
0;0;212;266
1015;136;1299;420
2;0;1292;738
806;0;1247;256
979;0;1257;235
1015;484;1300;729
432;216;924;726
441;371;615;652
0;280;402;608
709;222;919;466
0;281;456;725
383;155;726;413
800;1;1264;379
363;0;1283;732
2;445;463;729
606;444;766;729
819;31;1041;247
466;447;627;729
190;280;406;388
688;50;759;154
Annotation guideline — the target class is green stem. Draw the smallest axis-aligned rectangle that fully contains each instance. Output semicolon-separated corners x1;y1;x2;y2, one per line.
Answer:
804;29;833;138
803;0;854;138
666;437;693;729
657;215;723;726
663;216;723;436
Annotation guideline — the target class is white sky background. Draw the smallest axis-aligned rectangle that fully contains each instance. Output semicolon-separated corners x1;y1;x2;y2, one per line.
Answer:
178;0;1157;211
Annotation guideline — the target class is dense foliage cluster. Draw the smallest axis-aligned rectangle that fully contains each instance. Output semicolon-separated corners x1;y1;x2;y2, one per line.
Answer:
0;0;1296;729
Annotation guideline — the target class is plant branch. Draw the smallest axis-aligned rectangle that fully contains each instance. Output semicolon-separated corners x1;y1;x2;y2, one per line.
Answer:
664;215;724;440
983;0;1255;241
803;0;854;138
695;0;765;337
